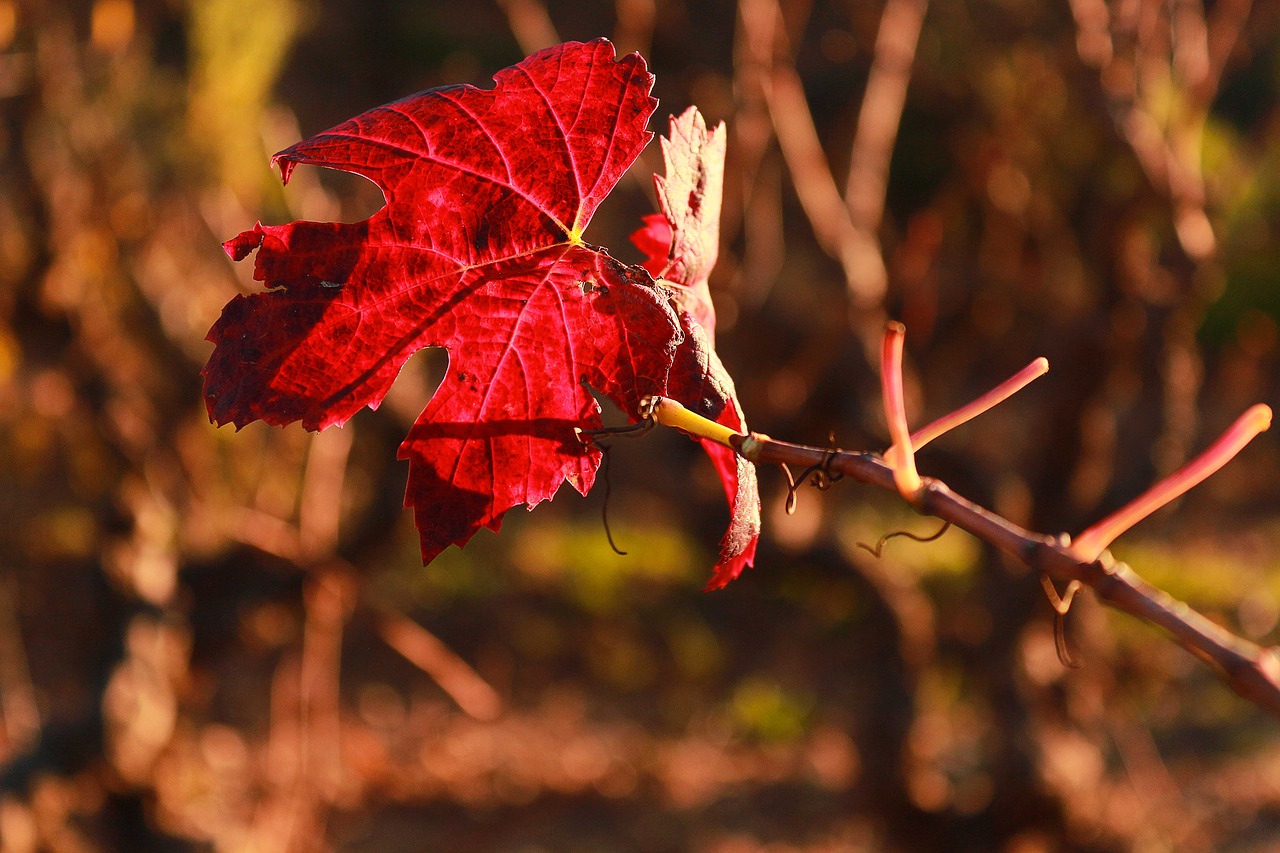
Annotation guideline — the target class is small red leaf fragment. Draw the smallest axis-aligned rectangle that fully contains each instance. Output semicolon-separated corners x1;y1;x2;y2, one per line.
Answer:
631;213;672;279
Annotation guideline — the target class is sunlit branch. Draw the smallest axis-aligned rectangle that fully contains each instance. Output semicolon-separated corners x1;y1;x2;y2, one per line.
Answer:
641;357;1280;718
714;429;1280;719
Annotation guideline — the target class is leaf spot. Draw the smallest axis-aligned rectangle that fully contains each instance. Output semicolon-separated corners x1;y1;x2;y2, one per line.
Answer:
473;219;491;253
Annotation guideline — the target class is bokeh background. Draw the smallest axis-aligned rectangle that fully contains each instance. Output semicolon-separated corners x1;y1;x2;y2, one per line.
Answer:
4;0;1280;850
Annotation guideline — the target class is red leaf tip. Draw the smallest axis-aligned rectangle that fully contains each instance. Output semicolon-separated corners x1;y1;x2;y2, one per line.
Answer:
277;158;296;186
223;224;266;261
630;213;673;278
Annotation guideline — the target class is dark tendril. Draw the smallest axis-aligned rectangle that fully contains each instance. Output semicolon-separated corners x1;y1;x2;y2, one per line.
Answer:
597;442;626;556
575;414;659;557
577;419;655;443
782;436;845;514
1040;575;1084;669
856;520;951;558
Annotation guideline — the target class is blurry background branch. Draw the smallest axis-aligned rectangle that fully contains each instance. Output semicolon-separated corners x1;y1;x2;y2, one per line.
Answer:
737;0;899;339
1067;0;1253;261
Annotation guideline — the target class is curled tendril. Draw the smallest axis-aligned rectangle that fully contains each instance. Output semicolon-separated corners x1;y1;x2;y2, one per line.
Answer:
855;520;952;558
597;442;626;556
1040;575;1084;669
574;414;660;558
782;436;845;515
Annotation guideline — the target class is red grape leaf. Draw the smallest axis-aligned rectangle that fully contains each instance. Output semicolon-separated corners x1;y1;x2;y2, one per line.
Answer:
204;40;757;583
632;108;758;589
630;107;725;343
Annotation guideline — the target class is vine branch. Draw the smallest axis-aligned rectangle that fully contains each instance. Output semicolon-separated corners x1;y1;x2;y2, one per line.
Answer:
751;433;1280;716
643;326;1280;719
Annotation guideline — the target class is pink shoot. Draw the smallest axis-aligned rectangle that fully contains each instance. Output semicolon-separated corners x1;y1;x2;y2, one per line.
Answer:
911;357;1049;450
881;322;923;499
1070;404;1273;562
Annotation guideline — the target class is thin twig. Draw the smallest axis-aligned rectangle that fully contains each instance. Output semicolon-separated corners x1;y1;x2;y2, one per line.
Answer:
737;0;888;311
495;0;560;55
0;576;40;754
375;611;503;722
222;507;504;721
1071;404;1272;561
1066;0;1252;261
612;0;656;60
910;357;1048;450
844;0;929;237
299;426;353;559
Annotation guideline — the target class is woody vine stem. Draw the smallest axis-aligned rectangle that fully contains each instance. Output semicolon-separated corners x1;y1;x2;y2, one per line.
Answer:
640;322;1280;719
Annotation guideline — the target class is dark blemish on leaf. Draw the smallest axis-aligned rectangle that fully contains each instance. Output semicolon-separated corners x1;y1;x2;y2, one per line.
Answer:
579;279;597;294
621;265;653;287
474;219;490;252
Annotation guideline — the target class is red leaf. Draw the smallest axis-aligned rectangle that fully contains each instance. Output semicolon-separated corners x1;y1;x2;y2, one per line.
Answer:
631;107;757;588
666;321;760;589
629;107;725;342
205;40;758;583
631;213;672;279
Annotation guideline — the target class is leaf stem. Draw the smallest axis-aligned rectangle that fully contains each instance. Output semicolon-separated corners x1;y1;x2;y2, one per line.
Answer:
642;396;742;448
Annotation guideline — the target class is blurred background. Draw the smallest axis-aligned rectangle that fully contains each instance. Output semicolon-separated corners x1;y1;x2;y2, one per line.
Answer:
3;0;1280;850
